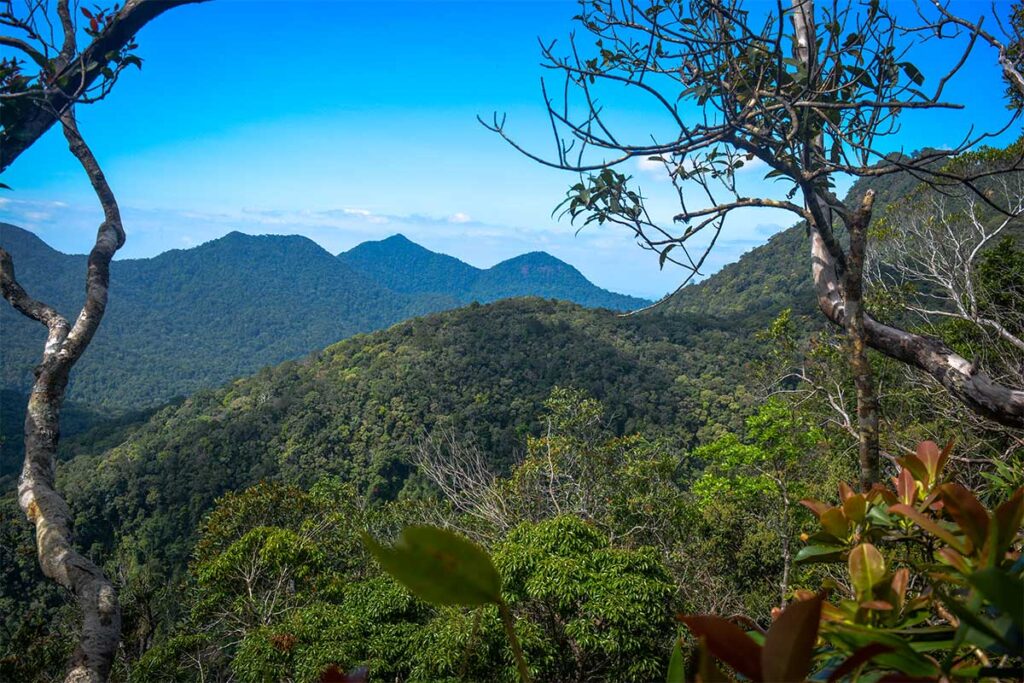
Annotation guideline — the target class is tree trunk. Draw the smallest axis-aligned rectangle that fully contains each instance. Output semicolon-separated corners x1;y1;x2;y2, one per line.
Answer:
1;111;125;683
844;191;881;490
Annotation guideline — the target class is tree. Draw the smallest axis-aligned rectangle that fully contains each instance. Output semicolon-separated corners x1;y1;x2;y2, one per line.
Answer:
691;400;828;607
0;1;204;680
487;0;1024;490
868;145;1024;387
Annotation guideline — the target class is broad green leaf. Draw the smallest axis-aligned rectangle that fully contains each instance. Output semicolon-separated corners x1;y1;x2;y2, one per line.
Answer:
362;525;502;606
762;594;822;682
666;638;685;683
794;544;844;564
848;543;885;595
969;568;1024;630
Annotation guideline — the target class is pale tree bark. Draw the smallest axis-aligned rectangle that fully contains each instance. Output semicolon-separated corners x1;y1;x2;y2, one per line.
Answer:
789;0;1024;485
790;0;882;488
0;111;124;683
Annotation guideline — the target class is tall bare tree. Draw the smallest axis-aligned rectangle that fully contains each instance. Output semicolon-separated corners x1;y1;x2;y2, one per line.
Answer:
487;0;1024;489
0;1;205;680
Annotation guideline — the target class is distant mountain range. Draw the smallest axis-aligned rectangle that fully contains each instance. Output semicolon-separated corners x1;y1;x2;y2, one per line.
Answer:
338;233;648;310
0;225;649;408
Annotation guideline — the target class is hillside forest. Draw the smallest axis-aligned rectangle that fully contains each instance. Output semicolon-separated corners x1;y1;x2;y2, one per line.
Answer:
1;1;1023;683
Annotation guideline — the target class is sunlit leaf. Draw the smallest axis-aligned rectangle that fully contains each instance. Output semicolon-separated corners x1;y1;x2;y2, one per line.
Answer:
362;525;502;606
848;543;885;595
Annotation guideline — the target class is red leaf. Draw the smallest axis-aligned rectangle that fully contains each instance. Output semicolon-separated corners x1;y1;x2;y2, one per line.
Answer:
936;547;970;574
897;467;916;506
319;665;367;683
839;481;855;502
993;486;1024;556
81;7;93;18
936;438;955;480
762;593;823;683
821;507;849;540
800;499;829;518
889;503;967;553
898;452;929;486
915;441;941;484
939;483;989;551
890;568;909;612
679;615;764;682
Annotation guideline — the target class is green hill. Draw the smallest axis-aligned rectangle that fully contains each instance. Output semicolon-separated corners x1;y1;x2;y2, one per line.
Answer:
55;298;759;573
0;226;649;410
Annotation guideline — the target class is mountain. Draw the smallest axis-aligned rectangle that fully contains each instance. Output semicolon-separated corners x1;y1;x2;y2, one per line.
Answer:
338;234;650;310
665;155;949;318
54;298;760;574
0;226;649;409
338;234;478;297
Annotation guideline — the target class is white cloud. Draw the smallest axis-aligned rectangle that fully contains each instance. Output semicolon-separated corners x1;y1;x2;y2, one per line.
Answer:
448;212;472;223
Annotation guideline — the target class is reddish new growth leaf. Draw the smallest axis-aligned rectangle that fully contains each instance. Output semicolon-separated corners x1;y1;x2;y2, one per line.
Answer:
762;593;823;682
678;614;764;681
319;665;368;683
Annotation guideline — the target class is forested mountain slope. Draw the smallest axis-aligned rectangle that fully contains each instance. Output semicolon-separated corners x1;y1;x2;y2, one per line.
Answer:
338;233;650;310
666;164;940;317
0;226;649;409
54;299;759;574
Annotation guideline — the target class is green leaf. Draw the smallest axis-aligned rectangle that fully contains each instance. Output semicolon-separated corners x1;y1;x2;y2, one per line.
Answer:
938;588;1021;655
666;638;685;683
762;594;822;682
969;568;1024;630
901;61;925;86
795;544;844;564
361;525;502;606
848;543;885;595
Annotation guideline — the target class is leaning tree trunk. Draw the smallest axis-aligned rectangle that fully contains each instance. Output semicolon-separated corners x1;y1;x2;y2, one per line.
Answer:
792;0;1024;443
0;111;124;683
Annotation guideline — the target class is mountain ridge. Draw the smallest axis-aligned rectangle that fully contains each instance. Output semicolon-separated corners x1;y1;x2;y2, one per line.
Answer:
0;224;651;409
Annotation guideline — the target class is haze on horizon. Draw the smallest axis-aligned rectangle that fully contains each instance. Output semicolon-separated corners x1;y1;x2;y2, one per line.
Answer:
0;0;1018;300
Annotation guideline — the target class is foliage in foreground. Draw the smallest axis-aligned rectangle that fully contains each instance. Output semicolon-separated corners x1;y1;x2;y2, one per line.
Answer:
678;440;1023;682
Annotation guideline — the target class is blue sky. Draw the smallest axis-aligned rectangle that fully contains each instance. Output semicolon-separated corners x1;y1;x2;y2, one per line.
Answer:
0;0;1020;299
